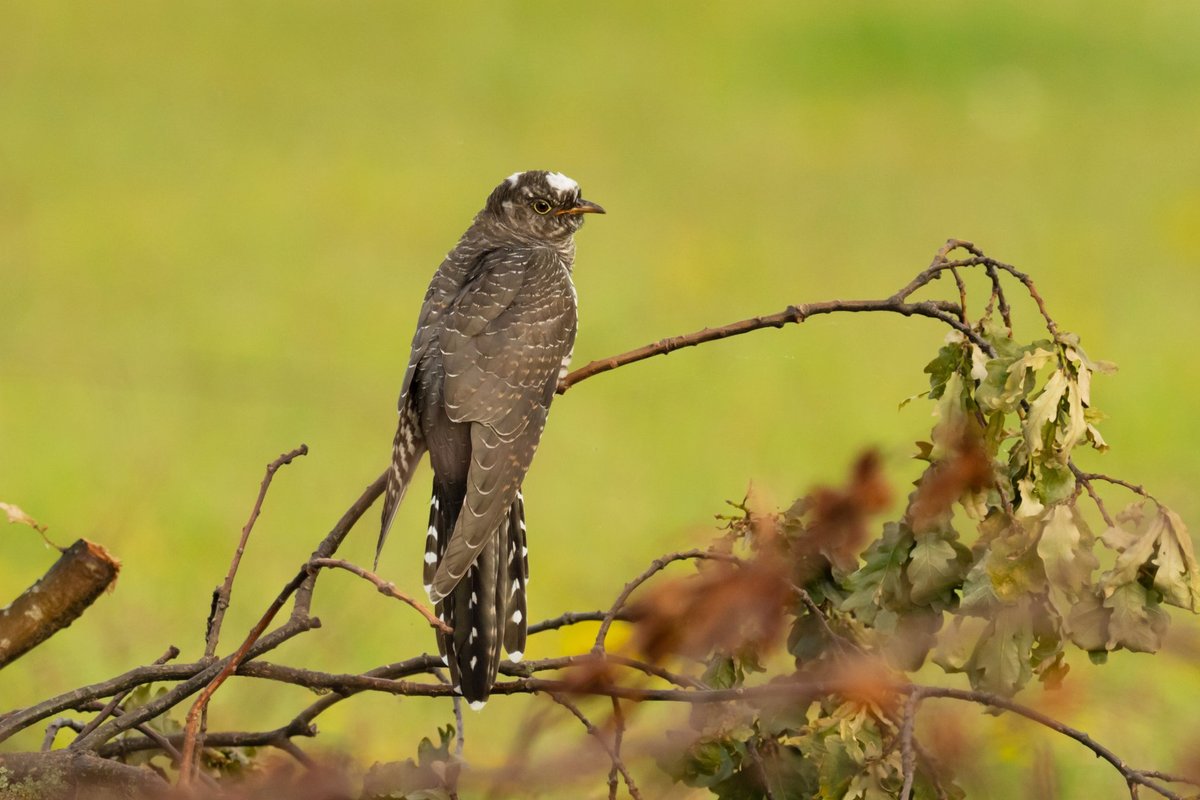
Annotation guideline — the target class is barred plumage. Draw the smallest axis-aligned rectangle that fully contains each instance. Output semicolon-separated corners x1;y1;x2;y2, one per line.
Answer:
377;171;603;706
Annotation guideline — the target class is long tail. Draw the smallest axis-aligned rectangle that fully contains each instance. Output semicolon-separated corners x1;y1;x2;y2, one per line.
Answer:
428;483;528;707
376;400;425;569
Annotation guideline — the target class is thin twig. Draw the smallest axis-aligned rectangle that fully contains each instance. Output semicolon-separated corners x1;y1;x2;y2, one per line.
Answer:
206;444;308;658
948;266;969;325
559;298;987;394
71;645;181;745
984;263;1014;333
1071;465;1117;528
548;693;643;800
1075;470;1157;504
178;566;316;783
593;549;743;653
792;584;864;659
898;690;920;800
918;686;1183;800
293;471;388;618
308;558;450;633
41;717;84;751
607;697;624;800
529;610;634;635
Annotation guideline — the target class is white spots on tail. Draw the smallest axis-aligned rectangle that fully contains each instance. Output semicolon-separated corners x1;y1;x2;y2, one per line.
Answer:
545;172;579;195
509;650;523;663
430;495;439;509
424;551;438;564
511;579;520;595
511;609;522;624
468;700;487;711
423;583;433;598
469;656;478;669
441;654;449;665
427;525;438;541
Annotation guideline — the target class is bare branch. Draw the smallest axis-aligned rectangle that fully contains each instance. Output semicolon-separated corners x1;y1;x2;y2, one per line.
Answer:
72;645;181;745
41;717;84;752
917;686;1185;800
205;444;309;658
558;298;986;394
529;609;633;635
607;697;624;800
178;566;317;783
293;470;388;617
308;558;449;633
1071;465;1118;528
549;693;644;800
898;691;920;800
0;750;168;795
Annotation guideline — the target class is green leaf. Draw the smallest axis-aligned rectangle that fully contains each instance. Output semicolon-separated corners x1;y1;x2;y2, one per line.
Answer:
957;559;1000;616
703;654;740;689
1104;582;1169;653
923;342;965;400
1023;370;1067;458
787;613;828;664
976;345;1055;413
886;608;942;671
817;736;859;799
1066;591;1108;653
1060;377;1088;455
1100;514;1159;590
841;523;913;623
907;533;966;605
1036;463;1076;506
1037;505;1097;597
1100;505;1200;612
966;603;1033;695
1154;509;1200;611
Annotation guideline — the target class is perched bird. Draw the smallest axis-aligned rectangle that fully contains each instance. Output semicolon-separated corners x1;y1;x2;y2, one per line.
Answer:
377;170;604;707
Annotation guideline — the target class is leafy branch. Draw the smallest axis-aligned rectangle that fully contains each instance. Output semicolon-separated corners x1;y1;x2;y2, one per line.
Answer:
1;240;1196;800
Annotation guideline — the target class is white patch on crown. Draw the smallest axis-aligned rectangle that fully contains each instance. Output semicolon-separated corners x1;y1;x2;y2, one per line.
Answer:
545;172;578;195
506;172;523;185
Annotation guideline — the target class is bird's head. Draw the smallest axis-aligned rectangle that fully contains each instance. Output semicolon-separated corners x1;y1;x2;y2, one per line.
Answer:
483;170;605;240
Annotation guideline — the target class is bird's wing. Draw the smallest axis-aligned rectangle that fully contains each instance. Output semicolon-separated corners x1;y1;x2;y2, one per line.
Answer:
430;246;577;599
377;254;476;563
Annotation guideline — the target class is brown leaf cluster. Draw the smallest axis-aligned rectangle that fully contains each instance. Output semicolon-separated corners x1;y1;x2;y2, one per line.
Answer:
787;450;892;576
629;550;790;665
908;423;992;533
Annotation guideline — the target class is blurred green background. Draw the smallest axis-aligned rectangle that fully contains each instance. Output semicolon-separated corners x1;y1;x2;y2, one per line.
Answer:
3;1;1200;796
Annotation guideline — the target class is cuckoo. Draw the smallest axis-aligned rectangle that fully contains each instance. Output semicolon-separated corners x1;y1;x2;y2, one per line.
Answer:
377;170;604;707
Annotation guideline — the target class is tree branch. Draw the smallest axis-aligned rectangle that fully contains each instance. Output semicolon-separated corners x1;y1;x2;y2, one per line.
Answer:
307;558;449;633
205;444;308;658
0;539;120;670
557;298;987;394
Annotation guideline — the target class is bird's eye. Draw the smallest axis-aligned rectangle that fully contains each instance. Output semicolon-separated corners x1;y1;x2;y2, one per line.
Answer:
531;199;552;215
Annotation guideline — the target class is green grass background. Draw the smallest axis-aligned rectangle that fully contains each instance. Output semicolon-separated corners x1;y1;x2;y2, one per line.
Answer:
3;2;1200;796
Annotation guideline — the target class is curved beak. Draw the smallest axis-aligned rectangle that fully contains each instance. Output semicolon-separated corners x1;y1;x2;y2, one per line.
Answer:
556;198;606;216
